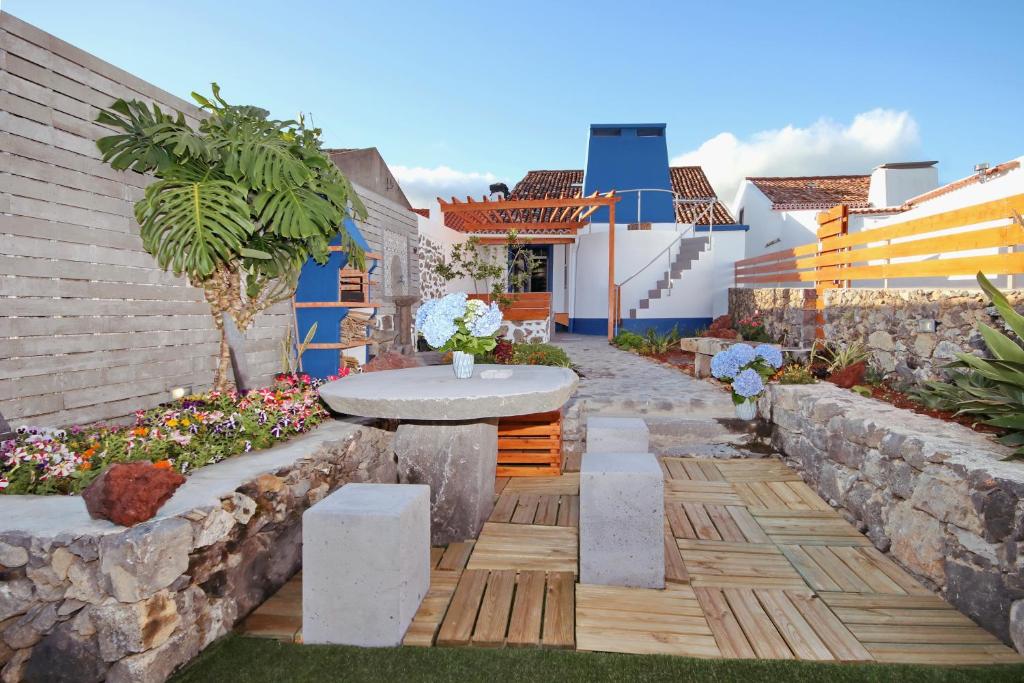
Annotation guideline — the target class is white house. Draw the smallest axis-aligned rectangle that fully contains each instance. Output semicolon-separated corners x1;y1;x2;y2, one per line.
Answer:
425;124;747;337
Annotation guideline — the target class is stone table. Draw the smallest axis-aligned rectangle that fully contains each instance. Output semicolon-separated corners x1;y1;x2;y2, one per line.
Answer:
319;364;578;544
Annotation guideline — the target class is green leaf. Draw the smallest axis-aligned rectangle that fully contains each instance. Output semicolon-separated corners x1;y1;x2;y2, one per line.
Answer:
253;187;339;239
136;179;253;277
978;322;1024;362
978;271;1024;340
240;248;272;259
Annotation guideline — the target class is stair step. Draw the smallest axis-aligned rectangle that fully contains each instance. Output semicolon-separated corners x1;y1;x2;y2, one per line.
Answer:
639;299;650;309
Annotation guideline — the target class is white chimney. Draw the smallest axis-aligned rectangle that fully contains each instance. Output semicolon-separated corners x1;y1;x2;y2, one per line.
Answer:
868;161;939;207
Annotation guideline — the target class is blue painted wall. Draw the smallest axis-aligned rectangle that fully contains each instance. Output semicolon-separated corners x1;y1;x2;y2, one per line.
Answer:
570;317;712;337
583;124;674;224
293;218;375;378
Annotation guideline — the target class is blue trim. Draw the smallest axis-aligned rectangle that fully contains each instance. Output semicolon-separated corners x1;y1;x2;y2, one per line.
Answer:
569;317;713;337
695;224;749;232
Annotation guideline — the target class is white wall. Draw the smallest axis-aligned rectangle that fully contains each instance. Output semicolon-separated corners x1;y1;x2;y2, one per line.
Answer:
868;165;939;208
568;225;745;322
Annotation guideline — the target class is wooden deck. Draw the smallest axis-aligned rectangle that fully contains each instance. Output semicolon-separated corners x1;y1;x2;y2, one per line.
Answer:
238;457;1023;665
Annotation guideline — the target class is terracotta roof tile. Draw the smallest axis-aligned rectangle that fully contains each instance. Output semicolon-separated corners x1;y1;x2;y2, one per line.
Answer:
507;167;735;225
749;175;870;210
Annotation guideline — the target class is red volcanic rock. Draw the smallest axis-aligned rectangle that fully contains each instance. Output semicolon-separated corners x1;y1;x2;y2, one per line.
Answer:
828;361;867;389
362;351;422;373
82;461;185;527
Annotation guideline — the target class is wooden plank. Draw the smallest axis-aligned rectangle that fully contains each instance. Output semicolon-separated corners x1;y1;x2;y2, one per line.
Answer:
437;541;475;572
506;571;545;646
726;506;771;544
817;592;953;610
682;460;709;481
866;642;1024;665
786;591;872;662
436;569;489;646
666;503;696;539
856;546;932;596
430;547;445;569
510;494;540;524
722;588;793;659
755;590;834;660
542;572;575;648
489;493;518;523
706;504;746;542
471;570;516;647
682;503;722;541
779;545;842;592
404;570;461;647
505;473;578;495
693;587;756;658
802;546;872;592
833;607;975;627
467;523;578;574
848;623;1003;645
535;495;560;526
665;532;691;584
830;546;906;594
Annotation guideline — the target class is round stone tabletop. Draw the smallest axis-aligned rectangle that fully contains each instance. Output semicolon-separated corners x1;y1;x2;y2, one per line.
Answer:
318;364;579;420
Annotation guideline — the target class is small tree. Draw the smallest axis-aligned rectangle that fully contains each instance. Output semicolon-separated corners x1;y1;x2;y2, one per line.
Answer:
433;231;539;306
96;85;366;390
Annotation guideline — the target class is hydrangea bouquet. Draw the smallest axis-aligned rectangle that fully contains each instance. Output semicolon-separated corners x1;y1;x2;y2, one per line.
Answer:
415;293;504;377
710;343;783;419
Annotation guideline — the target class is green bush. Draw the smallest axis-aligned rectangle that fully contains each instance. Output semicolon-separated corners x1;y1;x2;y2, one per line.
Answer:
511;343;573;368
613;330;646;351
643;325;681;355
777;365;817;385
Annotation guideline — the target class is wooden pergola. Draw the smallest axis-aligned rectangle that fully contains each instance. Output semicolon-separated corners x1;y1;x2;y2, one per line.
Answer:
438;192;621;339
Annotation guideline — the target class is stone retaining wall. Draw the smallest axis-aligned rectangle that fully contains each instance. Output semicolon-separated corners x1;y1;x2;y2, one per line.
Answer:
761;383;1024;649
731;286;1024;383
0;421;396;682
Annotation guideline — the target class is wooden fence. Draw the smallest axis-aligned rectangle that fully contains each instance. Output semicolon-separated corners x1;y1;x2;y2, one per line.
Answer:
733;194;1024;337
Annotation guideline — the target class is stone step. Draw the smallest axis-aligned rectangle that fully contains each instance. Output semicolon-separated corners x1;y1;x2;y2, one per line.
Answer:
586;416;650;454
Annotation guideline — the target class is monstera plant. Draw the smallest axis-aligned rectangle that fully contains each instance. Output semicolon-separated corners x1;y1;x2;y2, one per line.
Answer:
96;84;366;390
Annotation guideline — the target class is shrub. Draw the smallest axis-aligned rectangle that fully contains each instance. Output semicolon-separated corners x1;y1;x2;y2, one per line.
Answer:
643;326;681;355
511;343;573;368
613;330;646;351
736;313;773;342
777;364;817;384
492;338;515;364
1;375;334;495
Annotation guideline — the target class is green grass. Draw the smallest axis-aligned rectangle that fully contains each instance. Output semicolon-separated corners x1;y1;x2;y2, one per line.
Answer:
173;635;1024;683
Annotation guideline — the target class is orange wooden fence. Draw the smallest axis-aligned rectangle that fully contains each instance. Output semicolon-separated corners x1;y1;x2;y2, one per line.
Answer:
468;292;552;321
733;194;1024;337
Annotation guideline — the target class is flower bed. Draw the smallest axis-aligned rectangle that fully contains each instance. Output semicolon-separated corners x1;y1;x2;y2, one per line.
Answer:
1;373;345;495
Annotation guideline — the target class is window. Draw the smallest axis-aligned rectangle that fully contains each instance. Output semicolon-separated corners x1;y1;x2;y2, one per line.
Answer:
636;127;664;137
592;128;622;137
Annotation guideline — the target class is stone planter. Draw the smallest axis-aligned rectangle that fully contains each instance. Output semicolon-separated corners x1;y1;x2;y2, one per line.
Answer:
762;382;1024;652
0;421;397;682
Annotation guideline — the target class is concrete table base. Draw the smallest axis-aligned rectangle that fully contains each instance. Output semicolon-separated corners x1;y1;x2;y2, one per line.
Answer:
395;419;498;545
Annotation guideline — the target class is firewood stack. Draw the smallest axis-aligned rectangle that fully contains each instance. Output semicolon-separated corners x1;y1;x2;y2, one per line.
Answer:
340;310;373;346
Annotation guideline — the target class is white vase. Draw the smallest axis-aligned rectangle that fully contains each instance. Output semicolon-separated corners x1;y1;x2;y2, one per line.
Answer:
452;351;475;379
735;398;757;420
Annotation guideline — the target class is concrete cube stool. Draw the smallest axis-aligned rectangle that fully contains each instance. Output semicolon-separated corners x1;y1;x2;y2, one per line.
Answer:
586;416;649;454
580;452;664;588
302;483;430;646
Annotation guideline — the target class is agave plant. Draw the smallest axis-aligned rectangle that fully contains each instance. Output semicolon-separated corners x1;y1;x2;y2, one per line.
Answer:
915;273;1024;457
96;85;366;390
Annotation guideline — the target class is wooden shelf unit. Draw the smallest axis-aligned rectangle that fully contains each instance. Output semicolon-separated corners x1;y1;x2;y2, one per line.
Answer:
496;410;563;477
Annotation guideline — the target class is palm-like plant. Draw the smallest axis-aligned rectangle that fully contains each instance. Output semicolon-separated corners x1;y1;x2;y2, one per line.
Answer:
912;272;1024;458
96;85;366;390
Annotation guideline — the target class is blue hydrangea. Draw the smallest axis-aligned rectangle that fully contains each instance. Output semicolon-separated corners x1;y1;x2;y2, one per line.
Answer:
468;301;503;337
420;315;457;348
754;344;783;369
730;343;756;367
415;293;468;349
732;368;765;398
414;299;438;330
710;349;741;379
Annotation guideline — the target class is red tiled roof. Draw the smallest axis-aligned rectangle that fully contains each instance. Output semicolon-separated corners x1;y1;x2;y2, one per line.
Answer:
669;167;736;225
748;175;870;210
507;167;735;225
410;207;430;218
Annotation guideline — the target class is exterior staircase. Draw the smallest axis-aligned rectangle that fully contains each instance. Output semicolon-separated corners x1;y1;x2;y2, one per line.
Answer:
627;236;709;319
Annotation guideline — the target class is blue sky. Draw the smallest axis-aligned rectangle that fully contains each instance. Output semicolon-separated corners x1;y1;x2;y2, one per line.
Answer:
6;0;1023;208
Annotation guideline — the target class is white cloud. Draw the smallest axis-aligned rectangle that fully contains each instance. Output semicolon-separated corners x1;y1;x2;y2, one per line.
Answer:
671;109;921;205
391;164;498;213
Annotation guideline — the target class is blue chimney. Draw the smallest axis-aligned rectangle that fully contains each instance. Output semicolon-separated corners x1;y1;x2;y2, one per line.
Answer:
582;124;674;224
